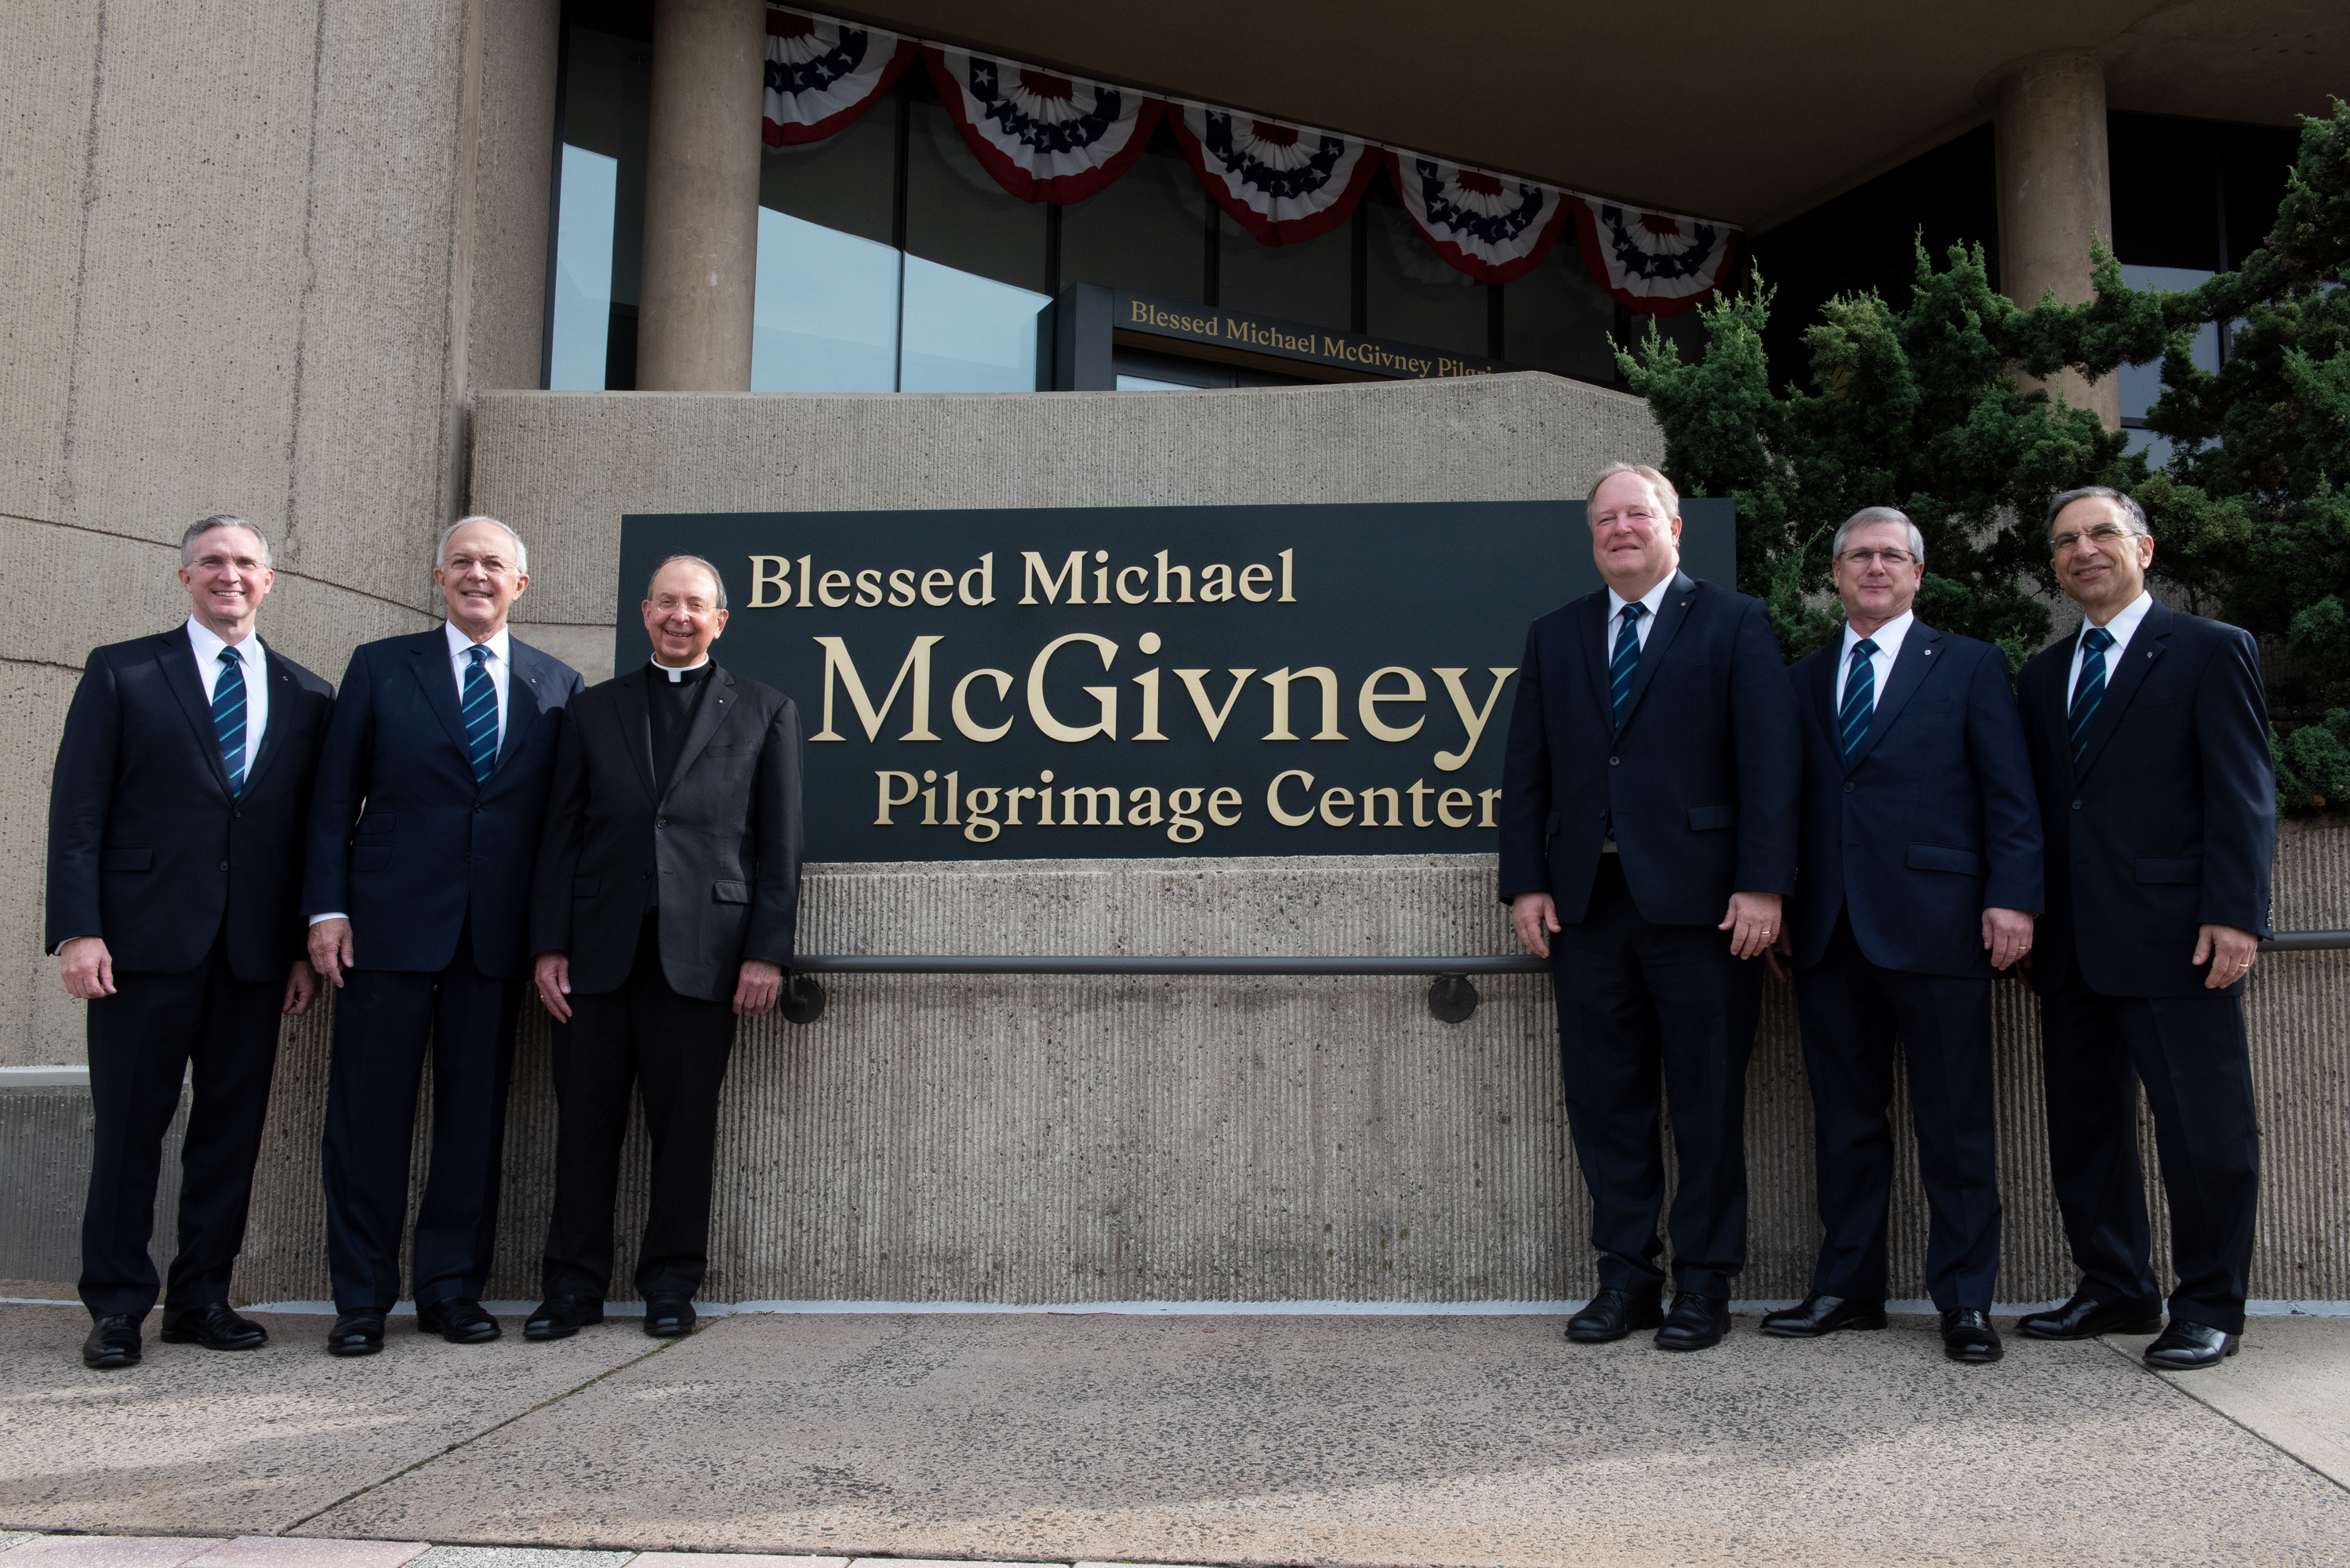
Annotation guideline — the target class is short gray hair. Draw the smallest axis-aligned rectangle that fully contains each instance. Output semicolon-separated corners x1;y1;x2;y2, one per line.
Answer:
1832;506;1927;565
437;514;529;576
2045;486;2151;539
648;554;728;612
180;514;271;569
1585;462;1680;517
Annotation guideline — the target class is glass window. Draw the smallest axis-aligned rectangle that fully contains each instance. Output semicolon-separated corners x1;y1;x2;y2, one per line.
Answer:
899;256;1048;391
1117;374;1193;391
2118;262;2221;466
903;96;1047;293
1503;252;1618;383
758;94;897;245
1364;195;1487;358
1219;220;1350;332
1061;127;1208;304
549;145;618;390
752;209;901;392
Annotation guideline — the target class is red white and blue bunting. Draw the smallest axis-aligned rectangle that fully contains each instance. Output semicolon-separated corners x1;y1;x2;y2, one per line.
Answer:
922;46;1164;205
763;7;916;147
1171;107;1380;246
761;5;1744;310
1386;152;1571;286
1572;199;1742;318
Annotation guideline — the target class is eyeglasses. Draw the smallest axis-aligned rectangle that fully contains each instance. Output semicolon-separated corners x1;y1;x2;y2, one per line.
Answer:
2050;523;2137;554
1836;549;1915;568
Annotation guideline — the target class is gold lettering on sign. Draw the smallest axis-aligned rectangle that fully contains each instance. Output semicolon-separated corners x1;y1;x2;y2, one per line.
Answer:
812;637;943;742
749;556;790;608
1026;633;1120;742
1432;666;1517;771
1261;667;1345;742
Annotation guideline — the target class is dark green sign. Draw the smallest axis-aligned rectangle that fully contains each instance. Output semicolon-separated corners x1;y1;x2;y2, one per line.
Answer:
615;501;1734;862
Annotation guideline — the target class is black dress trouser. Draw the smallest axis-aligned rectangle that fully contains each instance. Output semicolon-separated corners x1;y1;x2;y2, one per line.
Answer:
320;916;522;1312
541;913;738;1301
1792;913;2002;1310
1550;855;1761;1301
2039;967;2259;1333
81;929;282;1319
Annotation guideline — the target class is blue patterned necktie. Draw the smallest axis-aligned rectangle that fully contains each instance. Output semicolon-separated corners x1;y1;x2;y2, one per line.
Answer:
461;644;499;783
212;646;248;797
2069;626;2114;767
1838;637;1879;763
1610;602;1646;725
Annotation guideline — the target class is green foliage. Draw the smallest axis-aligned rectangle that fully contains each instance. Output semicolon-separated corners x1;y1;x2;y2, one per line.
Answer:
2274;709;2350;812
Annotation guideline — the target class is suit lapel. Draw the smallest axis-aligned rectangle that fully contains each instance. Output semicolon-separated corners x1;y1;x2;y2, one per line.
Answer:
1845;622;1945;771
157;630;232;797
496;641;547;771
615;668;659;806
407;629;473;758
238;639;298;793
1613;571;1697;737
1577;593;1613;722
660;666;738;805
1810;645;1842;756
2073;599;2171;783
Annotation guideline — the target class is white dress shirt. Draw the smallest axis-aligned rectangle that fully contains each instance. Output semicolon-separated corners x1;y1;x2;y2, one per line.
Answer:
187;615;268;763
1604;573;1674;658
446;619;512;750
2066;590;2155;702
1833;609;1916;712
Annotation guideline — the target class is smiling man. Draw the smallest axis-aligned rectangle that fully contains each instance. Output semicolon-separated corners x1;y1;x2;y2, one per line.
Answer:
302;515;583;1357
45;514;335;1370
523;554;803;1343
1767;506;2041;1364
2014;486;2275;1371
1497;463;1800;1352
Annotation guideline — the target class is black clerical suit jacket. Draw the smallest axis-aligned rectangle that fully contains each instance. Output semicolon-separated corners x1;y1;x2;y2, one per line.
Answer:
46;630;336;977
528;662;803;1001
1497;570;1800;924
2018;597;2274;998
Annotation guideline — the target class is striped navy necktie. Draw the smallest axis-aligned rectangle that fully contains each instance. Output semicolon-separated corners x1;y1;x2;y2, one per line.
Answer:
2069;626;2115;767
1838;637;1879;763
1610;602;1645;725
461;644;499;783
212;646;249;797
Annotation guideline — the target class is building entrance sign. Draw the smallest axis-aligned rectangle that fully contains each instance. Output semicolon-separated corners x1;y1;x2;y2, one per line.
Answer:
616;500;1734;862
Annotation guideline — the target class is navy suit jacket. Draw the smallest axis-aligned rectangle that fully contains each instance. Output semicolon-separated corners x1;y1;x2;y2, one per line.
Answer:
46;629;335;978
302;628;584;979
1786;622;2043;978
1498;569;1800;925
2018;597;2274;998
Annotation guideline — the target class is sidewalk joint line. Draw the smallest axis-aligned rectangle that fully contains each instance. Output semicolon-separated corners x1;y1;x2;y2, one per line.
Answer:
2098;1334;2350;1496
277;1334;687;1536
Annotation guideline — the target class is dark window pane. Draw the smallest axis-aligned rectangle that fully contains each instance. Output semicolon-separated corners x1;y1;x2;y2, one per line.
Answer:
1060;129;1208;303
903;96;1047;293
1364;198;1486;356
2109;112;2222;272
759;96;896;246
554;27;651;388
1504;254;1618;383
1219;220;1350;332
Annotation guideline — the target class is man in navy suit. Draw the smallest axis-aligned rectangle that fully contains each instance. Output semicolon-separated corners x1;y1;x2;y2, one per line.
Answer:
1498;463;1801;1352
303;516;583;1357
1765;506;2042;1363
46;514;335;1370
2014;486;2274;1371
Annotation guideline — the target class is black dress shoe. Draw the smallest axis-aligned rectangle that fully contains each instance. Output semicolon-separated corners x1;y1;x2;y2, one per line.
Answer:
1654;1294;1731;1352
1760;1293;1888;1339
82;1315;142;1370
2018;1290;2164;1341
416;1298;501;1344
326;1312;386;1357
2143;1319;2238;1370
160;1302;267;1351
525;1295;605;1341
1565;1287;1665;1344
1941;1308;2004;1363
643;1295;697;1338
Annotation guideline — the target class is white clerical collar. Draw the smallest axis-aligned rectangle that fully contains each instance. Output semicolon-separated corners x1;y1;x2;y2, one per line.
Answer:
653;655;711;684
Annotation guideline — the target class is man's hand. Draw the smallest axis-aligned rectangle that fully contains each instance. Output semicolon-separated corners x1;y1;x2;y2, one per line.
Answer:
308;917;355;988
1982;908;2036;972
535;952;574;1022
2193;923;2260;989
1512;892;1560;960
283;960;318;1016
1720;891;1782;961
734;959;783;1016
57;937;115;1000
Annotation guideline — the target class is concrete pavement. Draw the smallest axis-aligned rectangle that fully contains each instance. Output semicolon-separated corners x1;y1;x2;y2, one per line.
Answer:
1;1303;2345;1566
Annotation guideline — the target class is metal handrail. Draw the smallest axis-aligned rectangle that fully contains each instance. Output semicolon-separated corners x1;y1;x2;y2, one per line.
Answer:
779;931;2350;1025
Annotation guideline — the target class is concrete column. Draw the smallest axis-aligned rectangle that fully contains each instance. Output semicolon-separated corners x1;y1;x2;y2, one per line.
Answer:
1993;53;2119;428
636;0;764;391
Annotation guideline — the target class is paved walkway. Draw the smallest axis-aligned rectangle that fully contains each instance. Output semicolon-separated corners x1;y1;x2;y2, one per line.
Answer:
2;1303;2346;1566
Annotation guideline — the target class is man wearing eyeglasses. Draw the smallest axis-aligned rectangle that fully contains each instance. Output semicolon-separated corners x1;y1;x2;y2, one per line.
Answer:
2014;486;2273;1371
1764;507;2041;1364
1498;462;1800;1353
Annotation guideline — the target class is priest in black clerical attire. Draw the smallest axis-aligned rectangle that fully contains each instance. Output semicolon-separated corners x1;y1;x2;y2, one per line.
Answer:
524;554;804;1341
